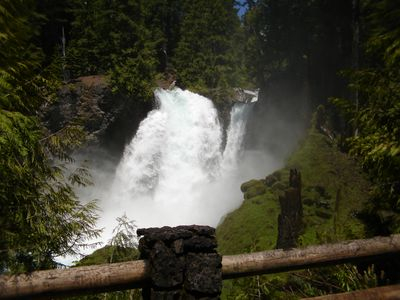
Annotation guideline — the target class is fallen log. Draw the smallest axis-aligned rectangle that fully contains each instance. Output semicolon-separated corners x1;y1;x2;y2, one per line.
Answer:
0;235;399;299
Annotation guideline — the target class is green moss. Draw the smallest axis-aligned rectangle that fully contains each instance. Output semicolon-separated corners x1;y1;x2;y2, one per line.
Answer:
217;190;279;255
244;184;266;199
240;179;263;192
271;181;286;192
286;127;369;245
218;126;370;252
217;125;372;298
74;245;139;266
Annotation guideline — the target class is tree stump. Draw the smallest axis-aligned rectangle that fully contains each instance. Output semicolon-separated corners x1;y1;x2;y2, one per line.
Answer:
276;169;304;249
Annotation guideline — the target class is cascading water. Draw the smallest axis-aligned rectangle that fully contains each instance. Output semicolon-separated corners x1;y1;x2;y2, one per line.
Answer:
114;88;222;203
105;88;255;228
57;87;283;265
222;103;252;172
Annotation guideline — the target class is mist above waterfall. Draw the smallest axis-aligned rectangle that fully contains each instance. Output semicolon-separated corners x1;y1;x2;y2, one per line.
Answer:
76;88;281;249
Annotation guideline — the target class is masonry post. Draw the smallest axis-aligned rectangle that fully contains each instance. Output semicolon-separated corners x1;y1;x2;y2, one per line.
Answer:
137;225;222;299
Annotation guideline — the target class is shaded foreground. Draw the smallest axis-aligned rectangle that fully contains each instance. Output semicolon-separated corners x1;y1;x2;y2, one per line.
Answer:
1;234;399;299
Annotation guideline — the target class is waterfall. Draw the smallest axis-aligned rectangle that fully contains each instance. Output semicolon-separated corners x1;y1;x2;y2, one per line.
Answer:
113;88;223;204
57;87;283;265
222;103;252;171
107;88;255;228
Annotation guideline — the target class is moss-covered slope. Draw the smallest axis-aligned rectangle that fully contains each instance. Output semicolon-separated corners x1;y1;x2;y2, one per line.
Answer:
217;125;373;299
217;126;370;255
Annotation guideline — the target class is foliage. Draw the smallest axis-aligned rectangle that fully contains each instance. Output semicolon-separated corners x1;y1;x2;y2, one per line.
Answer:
71;215;140;300
173;0;246;90
0;0;44;113
243;0;353;109
217;124;372;298
332;0;400;235
66;0;248;102
76;215;139;266
108;214;138;263
223;265;376;300
0;0;99;273
66;0;156;101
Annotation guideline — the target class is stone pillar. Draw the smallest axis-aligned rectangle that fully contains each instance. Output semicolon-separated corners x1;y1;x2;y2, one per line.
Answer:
137;225;222;299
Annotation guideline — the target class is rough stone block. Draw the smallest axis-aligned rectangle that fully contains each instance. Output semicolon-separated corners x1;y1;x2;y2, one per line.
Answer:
185;253;222;294
138;226;193;242
150;241;184;288
150;289;182;300
183;236;217;252
176;225;216;236
173;239;185;255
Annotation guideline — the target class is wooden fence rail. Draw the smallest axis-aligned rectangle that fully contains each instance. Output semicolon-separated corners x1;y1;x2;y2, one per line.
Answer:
301;284;400;299
1;234;399;299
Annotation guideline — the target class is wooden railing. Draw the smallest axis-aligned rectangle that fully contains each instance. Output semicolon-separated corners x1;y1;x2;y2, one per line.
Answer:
1;234;399;299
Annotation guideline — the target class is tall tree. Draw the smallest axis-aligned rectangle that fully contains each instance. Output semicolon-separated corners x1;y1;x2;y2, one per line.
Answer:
243;0;353;106
173;0;245;90
336;0;400;235
67;0;158;101
0;0;99;273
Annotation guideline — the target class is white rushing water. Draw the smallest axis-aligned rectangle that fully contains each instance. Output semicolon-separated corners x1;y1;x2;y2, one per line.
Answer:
57;88;282;265
113;88;223;205
103;88;254;228
92;89;279;238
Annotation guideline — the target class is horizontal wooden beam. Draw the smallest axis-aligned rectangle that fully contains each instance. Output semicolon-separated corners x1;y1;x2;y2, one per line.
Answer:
0;235;399;299
0;260;150;299
301;284;400;299
221;234;400;279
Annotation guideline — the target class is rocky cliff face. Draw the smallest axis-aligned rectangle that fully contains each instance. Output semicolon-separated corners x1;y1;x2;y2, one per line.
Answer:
43;75;152;156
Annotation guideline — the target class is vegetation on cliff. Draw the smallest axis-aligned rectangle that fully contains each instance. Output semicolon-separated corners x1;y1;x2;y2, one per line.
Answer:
0;0;100;273
64;0;248;101
1;0;400;298
332;0;400;236
217;121;373;298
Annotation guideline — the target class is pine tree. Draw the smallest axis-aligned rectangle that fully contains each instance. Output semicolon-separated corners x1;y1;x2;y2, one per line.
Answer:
335;0;400;235
173;0;244;90
0;0;99;273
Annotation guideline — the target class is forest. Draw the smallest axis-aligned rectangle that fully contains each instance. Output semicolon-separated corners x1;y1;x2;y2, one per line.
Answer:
1;0;400;298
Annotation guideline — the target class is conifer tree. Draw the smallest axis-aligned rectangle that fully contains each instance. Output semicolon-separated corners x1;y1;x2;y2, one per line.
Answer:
335;0;400;235
0;0;99;273
173;0;244;90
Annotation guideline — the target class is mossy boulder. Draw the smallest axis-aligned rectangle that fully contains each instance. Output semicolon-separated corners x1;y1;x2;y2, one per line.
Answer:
271;181;286;192
244;185;266;199
241;179;266;199
265;175;278;187
240;179;262;193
